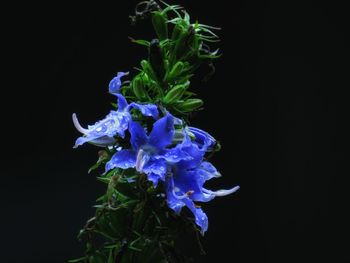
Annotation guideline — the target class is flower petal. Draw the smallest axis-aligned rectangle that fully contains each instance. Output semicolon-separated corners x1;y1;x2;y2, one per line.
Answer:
197;161;221;184
109;72;128;94
73;111;125;147
129;121;148;149
149;113;175;149
188;126;216;150
74;136;98;148
143;158;167;180
105;149;136;172
147;173;161;187
183;198;208;234
173;169;214;203
155;146;192;163
129;102;159;119
200;161;218;174
166;177;185;214
166;176;208;234
72;113;89;134
202;186;240;197
74;135;115;148
116;93;129;111
177;134;205;170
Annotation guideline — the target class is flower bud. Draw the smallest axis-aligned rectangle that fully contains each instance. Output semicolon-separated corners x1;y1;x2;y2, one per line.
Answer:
163;81;189;104
179;99;204;112
166;61;184;82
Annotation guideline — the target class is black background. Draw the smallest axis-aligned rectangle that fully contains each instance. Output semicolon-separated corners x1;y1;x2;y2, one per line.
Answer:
2;0;349;262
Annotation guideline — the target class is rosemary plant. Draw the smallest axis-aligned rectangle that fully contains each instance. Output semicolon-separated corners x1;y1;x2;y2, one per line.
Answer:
70;1;239;262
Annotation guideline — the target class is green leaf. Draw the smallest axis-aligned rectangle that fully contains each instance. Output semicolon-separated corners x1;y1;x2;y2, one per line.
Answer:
159;1;183;17
105;242;122;249
129;38;150;47
184;11;191;24
129;236;143;252
88;162;101;174
88;150;109;173
68;257;86;263
119;199;139;209
108;249;114;263
199;53;222;59
198;27;219;38
197;23;221;30
97;176;110;184
152;210;162;226
96;194;106;202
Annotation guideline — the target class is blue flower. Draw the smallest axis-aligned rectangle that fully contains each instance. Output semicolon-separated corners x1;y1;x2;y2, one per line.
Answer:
106;113;191;186
109;72;128;94
165;132;239;234
73;94;158;148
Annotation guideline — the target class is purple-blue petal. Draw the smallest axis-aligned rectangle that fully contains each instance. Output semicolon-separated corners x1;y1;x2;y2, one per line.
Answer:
173;168;212;202
82;136;116;148
129;102;159;119
166;175;209;233
172;167;214;203
116;93;129;111
149;113;175;149
188;127;216;151
156;146;193;163
74;135;101;148
183;198;208;234
173;169;200;192
73;111;128;148
129;121;148;150
197;161;219;183
143;158;167;180
200;161;217;174
109;72;127;94
105;149;136;172
147;173;161;187
166;177;185;214
177;136;205;170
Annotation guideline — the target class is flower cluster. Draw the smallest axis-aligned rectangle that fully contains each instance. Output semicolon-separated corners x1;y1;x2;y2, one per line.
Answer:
73;73;239;234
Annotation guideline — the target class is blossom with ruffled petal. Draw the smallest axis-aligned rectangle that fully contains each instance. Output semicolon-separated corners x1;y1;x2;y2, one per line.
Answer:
106;113;191;186
73;94;158;148
188;127;216;150
165;132;239;234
